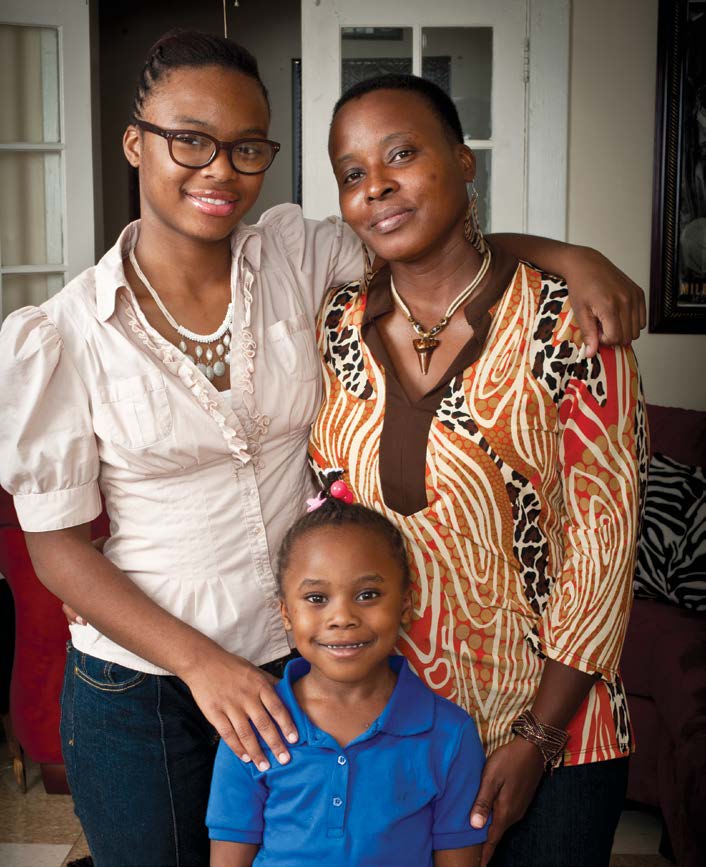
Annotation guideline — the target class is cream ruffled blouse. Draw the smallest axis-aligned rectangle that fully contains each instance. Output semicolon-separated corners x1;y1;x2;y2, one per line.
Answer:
0;204;362;674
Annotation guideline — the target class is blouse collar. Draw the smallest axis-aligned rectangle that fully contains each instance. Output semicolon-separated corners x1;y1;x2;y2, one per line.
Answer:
94;220;264;322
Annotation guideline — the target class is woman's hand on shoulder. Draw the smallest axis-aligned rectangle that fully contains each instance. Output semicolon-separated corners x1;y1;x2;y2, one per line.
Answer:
179;645;298;771
469;737;545;867
562;245;646;357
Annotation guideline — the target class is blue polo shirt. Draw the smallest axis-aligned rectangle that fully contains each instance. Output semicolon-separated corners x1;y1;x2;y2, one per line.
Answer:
207;656;487;866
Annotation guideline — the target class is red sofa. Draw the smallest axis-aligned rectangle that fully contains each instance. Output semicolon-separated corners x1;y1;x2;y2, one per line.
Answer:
620;404;706;867
0;490;107;793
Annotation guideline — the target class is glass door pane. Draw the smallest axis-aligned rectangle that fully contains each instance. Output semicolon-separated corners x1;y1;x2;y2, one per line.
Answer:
0;151;63;265
341;27;413;89
0;22;64;320
422;27;492;140
2;272;64;316
423;27;493;231
0;24;60;143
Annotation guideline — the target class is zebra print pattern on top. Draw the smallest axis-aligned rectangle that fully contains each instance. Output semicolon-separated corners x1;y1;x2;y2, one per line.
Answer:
634;453;706;611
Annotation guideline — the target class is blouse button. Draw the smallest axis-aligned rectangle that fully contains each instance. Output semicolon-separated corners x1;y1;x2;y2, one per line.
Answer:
337;756;346;766
332;797;343;807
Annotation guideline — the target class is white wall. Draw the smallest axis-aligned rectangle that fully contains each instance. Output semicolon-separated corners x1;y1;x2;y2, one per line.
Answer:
568;0;706;410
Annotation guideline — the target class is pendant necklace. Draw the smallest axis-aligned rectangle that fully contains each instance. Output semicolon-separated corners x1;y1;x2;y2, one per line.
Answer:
129;248;233;382
389;248;492;374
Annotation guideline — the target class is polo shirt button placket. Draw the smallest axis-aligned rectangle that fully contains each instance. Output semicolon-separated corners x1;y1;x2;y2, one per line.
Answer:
326;751;349;838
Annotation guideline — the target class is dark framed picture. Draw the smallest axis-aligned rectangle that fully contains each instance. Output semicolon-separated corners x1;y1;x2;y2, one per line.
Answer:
650;0;706;333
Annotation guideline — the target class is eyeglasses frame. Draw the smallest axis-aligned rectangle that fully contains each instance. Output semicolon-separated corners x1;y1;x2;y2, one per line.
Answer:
133;118;281;175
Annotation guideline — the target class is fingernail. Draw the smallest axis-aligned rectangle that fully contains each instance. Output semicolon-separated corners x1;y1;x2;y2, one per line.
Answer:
278;752;290;764
286;732;298;743
241;753;251;763
471;813;485;829
258;760;270;771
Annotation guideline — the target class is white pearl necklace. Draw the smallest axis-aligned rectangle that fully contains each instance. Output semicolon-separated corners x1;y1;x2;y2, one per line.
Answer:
129;247;232;381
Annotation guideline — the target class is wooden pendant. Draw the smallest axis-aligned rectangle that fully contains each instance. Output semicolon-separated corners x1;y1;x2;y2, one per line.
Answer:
412;336;440;374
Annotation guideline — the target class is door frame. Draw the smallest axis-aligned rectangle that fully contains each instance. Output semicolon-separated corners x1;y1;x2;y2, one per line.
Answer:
0;0;94;300
526;0;569;240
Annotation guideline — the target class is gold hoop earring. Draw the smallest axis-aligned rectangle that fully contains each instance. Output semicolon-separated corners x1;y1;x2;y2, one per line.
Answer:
464;184;488;256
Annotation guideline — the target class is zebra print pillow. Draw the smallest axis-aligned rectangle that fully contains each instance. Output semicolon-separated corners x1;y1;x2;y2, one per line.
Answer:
634;453;706;611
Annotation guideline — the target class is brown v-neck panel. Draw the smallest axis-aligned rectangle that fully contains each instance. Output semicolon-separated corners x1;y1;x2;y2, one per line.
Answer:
362;260;517;515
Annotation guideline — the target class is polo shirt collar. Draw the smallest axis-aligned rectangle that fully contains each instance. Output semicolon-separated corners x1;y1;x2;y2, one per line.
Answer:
280;655;435;744
94;219;264;322
376;655;435;737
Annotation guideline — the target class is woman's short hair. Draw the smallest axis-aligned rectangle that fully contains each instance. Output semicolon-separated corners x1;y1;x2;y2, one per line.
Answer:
331;73;464;144
132;29;269;119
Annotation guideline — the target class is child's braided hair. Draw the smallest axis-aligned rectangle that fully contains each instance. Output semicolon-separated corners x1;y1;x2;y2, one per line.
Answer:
276;489;411;594
131;29;270;120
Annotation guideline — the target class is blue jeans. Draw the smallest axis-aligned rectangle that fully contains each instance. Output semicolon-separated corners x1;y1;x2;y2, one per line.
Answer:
489;755;629;867
61;644;297;867
60;643;219;866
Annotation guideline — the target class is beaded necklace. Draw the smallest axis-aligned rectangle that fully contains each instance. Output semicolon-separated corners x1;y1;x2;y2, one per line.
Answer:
129;247;232;381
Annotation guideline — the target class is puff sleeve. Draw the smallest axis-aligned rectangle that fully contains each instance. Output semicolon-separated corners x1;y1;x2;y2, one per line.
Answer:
0;306;101;531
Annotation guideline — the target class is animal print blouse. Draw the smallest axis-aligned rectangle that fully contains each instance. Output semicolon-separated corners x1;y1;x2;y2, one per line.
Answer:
309;262;648;766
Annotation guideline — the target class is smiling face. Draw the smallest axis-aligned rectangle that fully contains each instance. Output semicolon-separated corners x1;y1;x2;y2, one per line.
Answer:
279;524;411;687
329;88;475;264
123;64;270;245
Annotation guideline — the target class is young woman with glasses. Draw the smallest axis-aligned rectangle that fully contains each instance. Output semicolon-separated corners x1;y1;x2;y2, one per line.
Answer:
0;30;644;867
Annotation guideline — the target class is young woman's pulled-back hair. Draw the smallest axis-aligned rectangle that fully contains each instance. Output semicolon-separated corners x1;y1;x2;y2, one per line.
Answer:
276;498;411;593
132;29;270;119
331;73;464;144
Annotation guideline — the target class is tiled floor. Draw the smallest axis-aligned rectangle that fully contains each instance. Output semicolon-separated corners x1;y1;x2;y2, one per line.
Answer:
0;745;674;867
0;745;85;867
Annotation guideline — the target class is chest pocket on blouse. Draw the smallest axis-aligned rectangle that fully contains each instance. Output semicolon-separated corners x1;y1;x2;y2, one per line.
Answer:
267;313;320;382
94;372;173;450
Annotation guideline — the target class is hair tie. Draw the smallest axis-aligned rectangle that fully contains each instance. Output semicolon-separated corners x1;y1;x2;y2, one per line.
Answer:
306;468;355;512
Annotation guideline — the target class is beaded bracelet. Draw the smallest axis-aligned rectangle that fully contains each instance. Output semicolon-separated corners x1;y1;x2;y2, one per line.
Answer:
510;709;569;773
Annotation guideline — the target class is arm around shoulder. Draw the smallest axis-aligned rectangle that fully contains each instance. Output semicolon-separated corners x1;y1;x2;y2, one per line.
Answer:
259;203;362;305
488;233;646;353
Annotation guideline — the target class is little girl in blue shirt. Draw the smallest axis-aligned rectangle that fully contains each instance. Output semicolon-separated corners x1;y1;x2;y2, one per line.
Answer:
207;478;487;866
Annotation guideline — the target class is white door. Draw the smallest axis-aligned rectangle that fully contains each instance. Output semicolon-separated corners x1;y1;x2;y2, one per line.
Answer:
0;0;93;322
301;0;569;238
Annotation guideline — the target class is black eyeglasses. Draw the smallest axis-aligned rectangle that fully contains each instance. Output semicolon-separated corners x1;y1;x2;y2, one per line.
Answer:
133;119;281;175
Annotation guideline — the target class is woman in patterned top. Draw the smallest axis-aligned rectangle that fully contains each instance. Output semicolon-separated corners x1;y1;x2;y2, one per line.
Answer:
311;74;647;867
